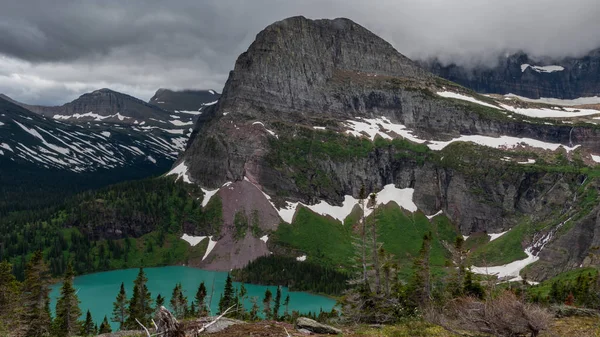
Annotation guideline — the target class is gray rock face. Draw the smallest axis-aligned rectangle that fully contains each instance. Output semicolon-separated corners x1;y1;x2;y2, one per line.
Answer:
296;317;342;335
218;16;431;120
423;49;600;99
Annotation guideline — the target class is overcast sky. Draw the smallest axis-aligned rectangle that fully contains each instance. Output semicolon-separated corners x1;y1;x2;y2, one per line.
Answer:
1;0;599;105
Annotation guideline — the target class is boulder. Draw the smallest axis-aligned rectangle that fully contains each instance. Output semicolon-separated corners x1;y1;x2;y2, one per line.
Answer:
295;317;341;335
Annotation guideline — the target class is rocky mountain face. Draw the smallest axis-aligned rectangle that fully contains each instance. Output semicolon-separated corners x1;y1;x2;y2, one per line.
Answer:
422;49;600;99
167;16;600;281
149;88;220;113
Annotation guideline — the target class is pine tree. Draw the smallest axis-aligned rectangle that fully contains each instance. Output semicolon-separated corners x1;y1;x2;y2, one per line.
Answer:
189;302;196;318
155;293;165;314
238;283;247;319
283;295;290;319
125;268;154;328
273;286;282;320
21;251;52;337
54;262;82;337
463;269;485;299
111;282;129;329
194;282;208;317
170;283;187;319
218;274;234;314
0;261;20;331
249;296;260;321
80;310;95;336
408;233;433;307
99;316;112;334
263;289;273;320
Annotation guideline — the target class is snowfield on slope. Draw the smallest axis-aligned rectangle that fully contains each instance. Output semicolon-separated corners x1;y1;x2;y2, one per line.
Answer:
471;247;538;282
521;64;564;73
344;117;579;152
275;184;417;223
500;104;600;118
180;234;206;246
179;234;218;261
436;91;502;109
505;94;600;106
166;161;192;183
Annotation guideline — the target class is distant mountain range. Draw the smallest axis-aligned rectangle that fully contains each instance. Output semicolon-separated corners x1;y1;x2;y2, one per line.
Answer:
422;48;600;99
0;87;220;210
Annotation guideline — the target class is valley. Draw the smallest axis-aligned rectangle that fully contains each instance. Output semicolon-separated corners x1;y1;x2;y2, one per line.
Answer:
1;9;600;337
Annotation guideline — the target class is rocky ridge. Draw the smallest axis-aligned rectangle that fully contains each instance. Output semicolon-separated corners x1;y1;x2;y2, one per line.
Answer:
423;49;600;99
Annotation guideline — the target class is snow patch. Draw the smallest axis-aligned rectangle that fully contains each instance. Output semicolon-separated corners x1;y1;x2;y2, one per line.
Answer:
202;236;217;261
252;121;278;138
0;121;4;126
505;94;600;106
53;112;130;121
296;255;307;262
517;159;536;164
592;155;600;163
500;103;600;118
175;110;202;115
169;120;194;126
201;188;219;208
260;235;269;243
14;121;70;155
275;184;416;224
161;129;185;134
166;161;192;183
471;248;538;281
181;234;206;247
436;91;502;110
426;210;443;220
313;126;326;130
209;90;216;95
521;64;565;73
488;230;509;241
147;155;157;164
1;143;13;152
428;134;579;153
100;131;111;138
203;100;218;107
344;118;574;153
345;117;425;143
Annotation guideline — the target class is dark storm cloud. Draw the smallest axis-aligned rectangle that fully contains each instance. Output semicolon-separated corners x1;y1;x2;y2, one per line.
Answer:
0;0;599;105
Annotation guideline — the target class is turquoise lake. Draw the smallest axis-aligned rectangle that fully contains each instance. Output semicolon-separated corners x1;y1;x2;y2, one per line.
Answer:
50;266;336;330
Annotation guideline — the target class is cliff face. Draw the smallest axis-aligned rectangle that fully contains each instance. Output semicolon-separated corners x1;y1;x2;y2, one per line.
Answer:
423;49;600;99
173;16;600;279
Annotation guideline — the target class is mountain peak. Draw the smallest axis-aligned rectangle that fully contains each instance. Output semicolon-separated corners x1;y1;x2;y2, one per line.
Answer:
216;16;430;119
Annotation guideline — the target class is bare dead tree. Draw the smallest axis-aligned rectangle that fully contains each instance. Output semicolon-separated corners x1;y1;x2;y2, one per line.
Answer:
427;291;552;337
369;193;381;294
196;305;236;334
155;306;185;337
